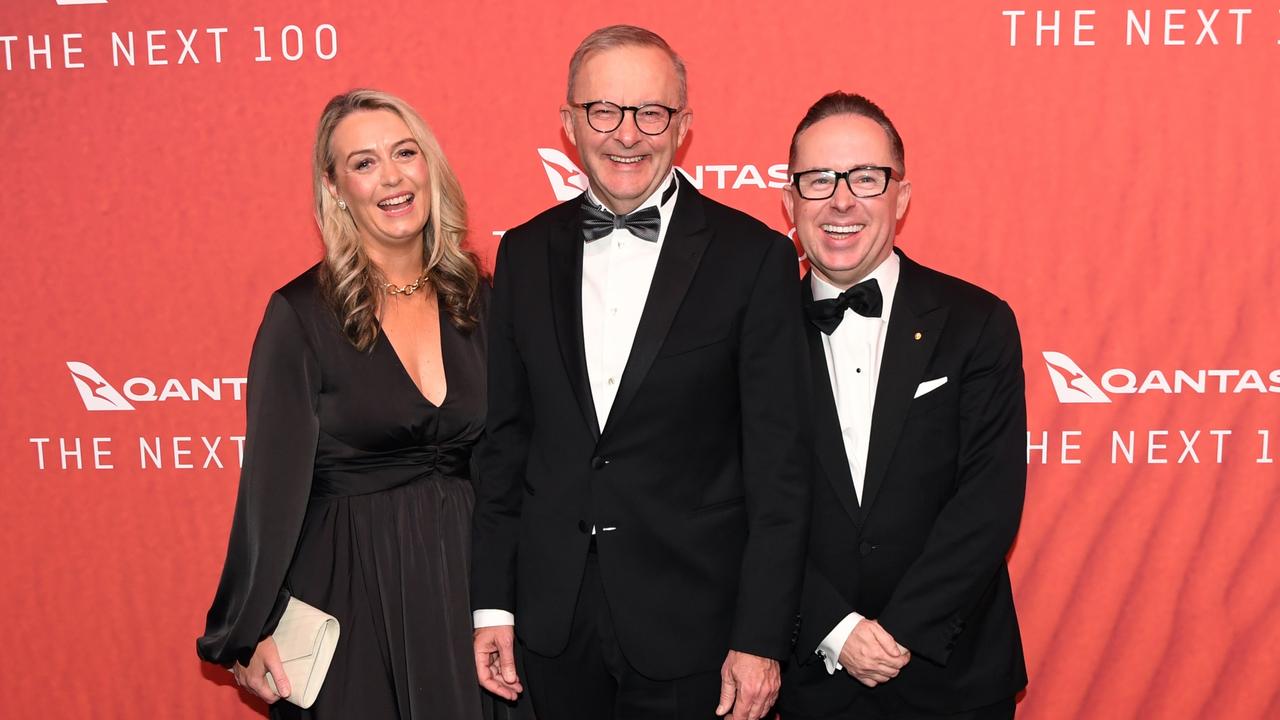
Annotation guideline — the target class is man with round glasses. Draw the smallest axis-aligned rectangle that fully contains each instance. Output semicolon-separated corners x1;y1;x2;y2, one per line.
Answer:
778;92;1028;720
472;24;810;720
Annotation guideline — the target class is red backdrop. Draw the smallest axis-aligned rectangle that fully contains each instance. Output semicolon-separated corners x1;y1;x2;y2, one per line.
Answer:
2;1;1277;717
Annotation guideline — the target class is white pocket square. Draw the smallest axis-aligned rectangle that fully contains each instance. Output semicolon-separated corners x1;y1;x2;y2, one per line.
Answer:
914;376;948;399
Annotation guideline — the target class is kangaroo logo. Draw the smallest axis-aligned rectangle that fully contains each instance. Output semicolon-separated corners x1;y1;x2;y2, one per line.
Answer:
1042;351;1111;404
537;148;589;201
67;361;134;411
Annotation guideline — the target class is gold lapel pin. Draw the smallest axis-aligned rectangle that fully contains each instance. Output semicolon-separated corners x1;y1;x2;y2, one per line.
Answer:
914;332;923;341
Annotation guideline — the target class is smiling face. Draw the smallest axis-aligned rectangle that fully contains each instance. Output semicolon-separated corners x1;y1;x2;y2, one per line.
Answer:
561;44;691;215
323;109;432;252
784;113;912;289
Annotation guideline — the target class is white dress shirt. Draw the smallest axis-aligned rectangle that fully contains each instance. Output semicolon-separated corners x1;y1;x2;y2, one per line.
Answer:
581;172;679;427
473;171;679;630
812;252;900;673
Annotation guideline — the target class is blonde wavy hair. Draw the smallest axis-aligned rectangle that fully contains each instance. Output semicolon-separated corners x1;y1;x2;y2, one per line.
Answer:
313;88;481;351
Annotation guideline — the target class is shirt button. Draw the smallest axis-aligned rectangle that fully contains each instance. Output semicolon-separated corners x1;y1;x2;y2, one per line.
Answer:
607;377;616;385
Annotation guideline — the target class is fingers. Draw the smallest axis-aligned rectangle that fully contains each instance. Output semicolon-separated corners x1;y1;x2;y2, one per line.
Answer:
848;664;897;687
862;621;909;674
717;652;779;720
233;650;282;704
475;655;521;700
496;631;520;685
866;621;904;659
261;651;291;699
852;670;888;687
476;664;520;700
715;674;736;716
244;666;281;703
473;628;522;701
731;680;779;720
842;624;909;685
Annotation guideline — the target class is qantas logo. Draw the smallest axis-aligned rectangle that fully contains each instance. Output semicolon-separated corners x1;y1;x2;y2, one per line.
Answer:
536;148;791;201
537;148;590;201
67;361;134;411
1042;351;1280;402
66;361;246;411
1042;352;1111;403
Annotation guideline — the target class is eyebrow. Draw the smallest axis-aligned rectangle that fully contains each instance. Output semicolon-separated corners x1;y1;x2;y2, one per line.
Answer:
582;99;671;107
796;164;885;173
345;138;418;162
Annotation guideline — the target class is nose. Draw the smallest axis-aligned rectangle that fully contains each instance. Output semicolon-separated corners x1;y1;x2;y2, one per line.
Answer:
613;109;642;146
381;160;403;185
829;177;858;211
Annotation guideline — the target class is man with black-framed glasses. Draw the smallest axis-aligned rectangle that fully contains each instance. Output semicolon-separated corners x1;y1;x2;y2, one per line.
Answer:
777;92;1028;720
472;24;810;720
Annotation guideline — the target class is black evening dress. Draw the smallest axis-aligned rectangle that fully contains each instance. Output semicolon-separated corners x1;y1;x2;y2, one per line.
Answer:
197;266;503;719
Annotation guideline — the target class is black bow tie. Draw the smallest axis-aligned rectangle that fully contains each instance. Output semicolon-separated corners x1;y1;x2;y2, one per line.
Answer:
805;278;883;335
580;202;661;243
579;176;678;244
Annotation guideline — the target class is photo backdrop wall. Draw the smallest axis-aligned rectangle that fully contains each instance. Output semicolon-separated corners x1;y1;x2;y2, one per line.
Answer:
2;1;1277;717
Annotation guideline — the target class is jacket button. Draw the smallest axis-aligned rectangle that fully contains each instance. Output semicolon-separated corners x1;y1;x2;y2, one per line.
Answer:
859;541;875;556
591;456;607;470
577;520;589;534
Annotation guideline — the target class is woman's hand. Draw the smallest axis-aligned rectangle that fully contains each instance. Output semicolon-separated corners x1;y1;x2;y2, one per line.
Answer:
232;636;291;704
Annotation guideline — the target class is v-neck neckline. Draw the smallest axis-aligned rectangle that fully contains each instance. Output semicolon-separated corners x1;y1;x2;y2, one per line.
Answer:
378;304;449;408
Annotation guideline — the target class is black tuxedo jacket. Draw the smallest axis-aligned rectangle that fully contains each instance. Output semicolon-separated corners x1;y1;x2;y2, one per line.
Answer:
472;181;810;680
779;250;1028;716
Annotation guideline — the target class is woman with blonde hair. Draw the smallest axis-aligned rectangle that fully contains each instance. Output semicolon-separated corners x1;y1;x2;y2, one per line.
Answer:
197;88;500;718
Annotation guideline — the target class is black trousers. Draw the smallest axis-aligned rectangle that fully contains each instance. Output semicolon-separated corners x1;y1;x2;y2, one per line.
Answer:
520;550;723;720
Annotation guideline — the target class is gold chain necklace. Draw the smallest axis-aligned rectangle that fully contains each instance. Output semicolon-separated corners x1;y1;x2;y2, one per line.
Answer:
384;269;430;296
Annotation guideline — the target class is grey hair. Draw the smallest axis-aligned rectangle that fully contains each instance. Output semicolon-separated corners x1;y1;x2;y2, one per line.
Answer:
566;25;688;107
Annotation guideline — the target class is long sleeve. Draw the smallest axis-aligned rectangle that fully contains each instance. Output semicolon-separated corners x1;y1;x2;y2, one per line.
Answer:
196;292;322;667
877;300;1026;665
470;237;532;613
728;233;812;660
796;557;859;664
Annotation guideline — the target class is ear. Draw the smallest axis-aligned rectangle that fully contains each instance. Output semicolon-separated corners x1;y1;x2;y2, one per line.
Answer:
560;105;578;147
895;179;912;221
322;173;340;205
674;109;693;148
782;185;796;225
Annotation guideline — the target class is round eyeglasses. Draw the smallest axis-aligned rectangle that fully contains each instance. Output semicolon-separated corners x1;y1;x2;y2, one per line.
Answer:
576;101;681;135
791;166;902;200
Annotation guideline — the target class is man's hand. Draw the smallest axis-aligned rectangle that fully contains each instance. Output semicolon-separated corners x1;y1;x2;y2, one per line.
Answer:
716;650;780;720
473;625;522;701
839;619;910;687
232;636;289;704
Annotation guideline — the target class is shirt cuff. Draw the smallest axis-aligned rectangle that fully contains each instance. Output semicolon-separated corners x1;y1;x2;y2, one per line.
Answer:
473;609;516;629
816;612;864;674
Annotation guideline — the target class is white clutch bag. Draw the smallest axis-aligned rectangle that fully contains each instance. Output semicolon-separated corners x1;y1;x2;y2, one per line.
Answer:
263;597;340;709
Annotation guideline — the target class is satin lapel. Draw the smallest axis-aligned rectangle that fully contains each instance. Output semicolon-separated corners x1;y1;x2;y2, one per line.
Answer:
599;184;712;443
548;202;601;439
859;251;948;521
803;274;862;528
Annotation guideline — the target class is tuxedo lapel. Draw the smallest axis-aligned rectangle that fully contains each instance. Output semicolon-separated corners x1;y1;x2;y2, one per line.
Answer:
802;275;862;528
548;201;601;439
860;250;948;520
600;181;712;442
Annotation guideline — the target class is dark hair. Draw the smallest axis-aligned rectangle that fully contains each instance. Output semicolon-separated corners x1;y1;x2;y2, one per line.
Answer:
788;92;905;174
567;25;687;107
